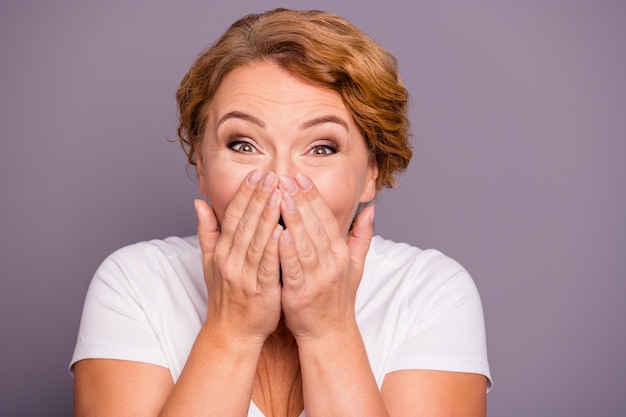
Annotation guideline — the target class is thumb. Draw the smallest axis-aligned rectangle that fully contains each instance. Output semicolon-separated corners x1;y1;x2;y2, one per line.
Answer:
347;204;375;272
194;199;220;259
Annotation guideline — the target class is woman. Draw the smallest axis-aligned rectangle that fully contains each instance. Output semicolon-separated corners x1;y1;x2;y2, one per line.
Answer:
71;8;491;417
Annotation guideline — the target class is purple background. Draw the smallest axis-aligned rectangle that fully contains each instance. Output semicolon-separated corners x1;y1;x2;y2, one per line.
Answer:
1;1;624;415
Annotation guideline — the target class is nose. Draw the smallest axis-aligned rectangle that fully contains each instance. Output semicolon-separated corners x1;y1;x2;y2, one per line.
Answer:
267;149;298;179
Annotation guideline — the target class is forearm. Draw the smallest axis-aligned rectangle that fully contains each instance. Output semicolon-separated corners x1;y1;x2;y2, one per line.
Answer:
297;323;389;417
159;324;263;417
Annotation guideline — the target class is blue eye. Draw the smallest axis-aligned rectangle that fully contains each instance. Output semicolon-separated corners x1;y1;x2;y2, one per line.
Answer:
228;141;257;153
309;144;337;155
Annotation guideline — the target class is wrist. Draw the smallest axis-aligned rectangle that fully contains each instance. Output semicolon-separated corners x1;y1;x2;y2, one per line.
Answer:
199;320;267;354
294;319;361;353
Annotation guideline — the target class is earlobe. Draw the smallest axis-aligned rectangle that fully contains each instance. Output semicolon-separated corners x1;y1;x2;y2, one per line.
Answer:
195;146;209;199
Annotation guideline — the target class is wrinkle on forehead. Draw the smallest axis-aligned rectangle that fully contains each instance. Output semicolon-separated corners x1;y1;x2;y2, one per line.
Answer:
210;62;352;127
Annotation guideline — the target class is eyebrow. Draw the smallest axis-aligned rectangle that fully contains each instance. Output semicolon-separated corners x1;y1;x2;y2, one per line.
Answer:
217;111;265;128
217;111;349;132
300;115;349;131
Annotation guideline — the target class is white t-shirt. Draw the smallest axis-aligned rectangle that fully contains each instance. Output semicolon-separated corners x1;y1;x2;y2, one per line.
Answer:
71;235;492;411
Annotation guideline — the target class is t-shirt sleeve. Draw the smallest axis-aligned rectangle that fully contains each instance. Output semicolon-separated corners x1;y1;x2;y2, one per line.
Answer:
69;245;167;374
388;252;492;389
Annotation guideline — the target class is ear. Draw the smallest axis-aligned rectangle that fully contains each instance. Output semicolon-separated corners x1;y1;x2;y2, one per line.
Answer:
359;156;379;203
195;145;210;199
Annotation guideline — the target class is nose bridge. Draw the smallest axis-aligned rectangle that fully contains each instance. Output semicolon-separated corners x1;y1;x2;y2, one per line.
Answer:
268;145;298;178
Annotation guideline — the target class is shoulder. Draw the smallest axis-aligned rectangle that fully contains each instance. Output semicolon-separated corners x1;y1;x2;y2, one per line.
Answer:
106;235;199;263
365;236;470;283
362;237;491;388
362;236;480;310
101;235;200;275
91;235;201;297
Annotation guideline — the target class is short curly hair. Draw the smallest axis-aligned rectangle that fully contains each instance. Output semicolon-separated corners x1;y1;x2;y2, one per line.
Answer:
176;8;412;190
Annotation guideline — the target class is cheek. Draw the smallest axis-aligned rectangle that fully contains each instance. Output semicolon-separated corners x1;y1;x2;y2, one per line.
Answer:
205;166;246;223
309;169;360;234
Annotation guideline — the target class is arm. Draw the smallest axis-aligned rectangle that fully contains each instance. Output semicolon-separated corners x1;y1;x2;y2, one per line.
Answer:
297;324;389;417
296;333;487;417
278;175;388;416
73;327;264;417
159;182;283;416
74;359;172;417
158;324;265;416
381;370;486;417
73;339;487;417
278;174;487;416
74;170;284;416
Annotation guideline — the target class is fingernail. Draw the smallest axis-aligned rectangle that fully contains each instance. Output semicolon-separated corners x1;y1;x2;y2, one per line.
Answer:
261;171;276;190
267;189;280;208
282;228;293;246
272;224;282;242
279;175;297;195
283;191;297;213
247;169;262;186
295;173;312;192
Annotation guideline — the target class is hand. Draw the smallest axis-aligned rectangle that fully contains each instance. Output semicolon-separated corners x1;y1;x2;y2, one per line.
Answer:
195;170;284;344
277;173;375;344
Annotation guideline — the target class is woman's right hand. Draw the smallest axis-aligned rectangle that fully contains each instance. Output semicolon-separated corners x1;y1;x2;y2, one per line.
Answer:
195;169;283;345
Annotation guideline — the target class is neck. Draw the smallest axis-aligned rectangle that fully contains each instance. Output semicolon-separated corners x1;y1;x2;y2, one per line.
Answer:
252;317;303;417
267;316;295;344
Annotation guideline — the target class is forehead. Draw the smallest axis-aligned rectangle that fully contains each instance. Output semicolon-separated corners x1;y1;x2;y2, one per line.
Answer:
210;62;351;121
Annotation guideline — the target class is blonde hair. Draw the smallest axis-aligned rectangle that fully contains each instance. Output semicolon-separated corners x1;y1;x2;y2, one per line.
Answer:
177;8;412;189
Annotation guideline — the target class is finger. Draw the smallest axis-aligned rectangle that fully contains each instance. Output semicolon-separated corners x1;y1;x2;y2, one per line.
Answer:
257;224;283;287
295;172;341;239
294;172;352;265
279;177;320;271
218;169;263;247
195;199;220;262
278;228;305;290
231;172;281;268
243;187;282;280
347;204;375;273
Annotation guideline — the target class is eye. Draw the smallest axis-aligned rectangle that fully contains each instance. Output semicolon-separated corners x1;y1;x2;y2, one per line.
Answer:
308;143;337;156
228;140;258;153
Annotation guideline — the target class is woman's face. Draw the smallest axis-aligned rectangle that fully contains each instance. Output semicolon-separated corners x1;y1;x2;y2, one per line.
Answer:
195;61;378;236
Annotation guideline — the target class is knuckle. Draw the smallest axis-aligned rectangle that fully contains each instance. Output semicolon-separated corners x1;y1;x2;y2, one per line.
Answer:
309;223;326;241
299;241;316;260
328;263;344;281
237;214;254;235
248;236;264;256
218;260;237;279
323;256;347;282
284;267;305;284
213;245;227;265
221;207;239;229
257;261;276;279
319;210;336;227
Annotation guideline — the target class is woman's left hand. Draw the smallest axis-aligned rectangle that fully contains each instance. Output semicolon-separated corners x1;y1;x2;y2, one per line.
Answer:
277;173;375;344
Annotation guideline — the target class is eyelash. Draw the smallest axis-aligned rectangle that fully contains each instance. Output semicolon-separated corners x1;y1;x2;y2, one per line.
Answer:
226;138;338;156
227;140;257;153
308;143;338;155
